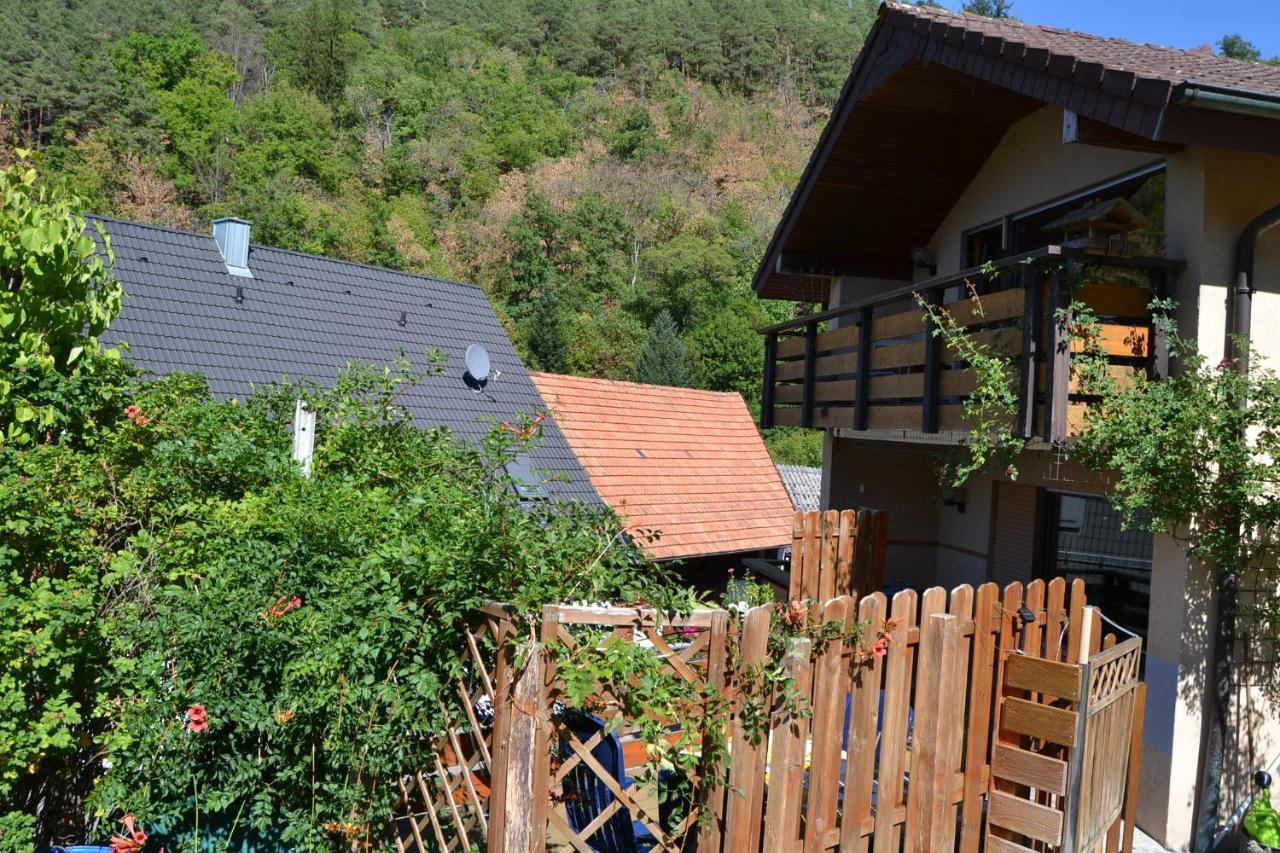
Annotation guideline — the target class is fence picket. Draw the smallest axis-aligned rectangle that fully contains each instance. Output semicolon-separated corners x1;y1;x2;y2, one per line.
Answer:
959;582;999;853
914;614;966;851
872;589;916;853
904;586;947;845
840;593;885;853
836;510;857;596
819;511;841;603
764;637;813;853
725;605;773;851
804;596;856;853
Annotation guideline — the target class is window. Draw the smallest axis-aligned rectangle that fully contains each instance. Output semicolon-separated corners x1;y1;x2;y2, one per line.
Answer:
963;221;1005;268
1008;166;1166;256
1040;492;1152;639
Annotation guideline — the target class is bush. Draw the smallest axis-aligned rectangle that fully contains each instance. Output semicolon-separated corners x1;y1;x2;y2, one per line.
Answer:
1;357;690;850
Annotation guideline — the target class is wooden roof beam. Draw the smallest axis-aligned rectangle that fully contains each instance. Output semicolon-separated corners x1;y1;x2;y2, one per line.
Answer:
1063;110;1183;155
776;252;911;281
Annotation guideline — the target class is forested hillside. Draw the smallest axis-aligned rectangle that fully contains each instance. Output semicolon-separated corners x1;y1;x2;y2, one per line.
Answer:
1;0;888;464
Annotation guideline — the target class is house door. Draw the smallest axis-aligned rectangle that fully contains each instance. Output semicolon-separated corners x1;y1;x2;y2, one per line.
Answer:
1040;492;1152;638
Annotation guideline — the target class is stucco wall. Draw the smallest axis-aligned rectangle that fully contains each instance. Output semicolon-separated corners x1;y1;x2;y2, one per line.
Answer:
1149;145;1280;851
926;106;1161;274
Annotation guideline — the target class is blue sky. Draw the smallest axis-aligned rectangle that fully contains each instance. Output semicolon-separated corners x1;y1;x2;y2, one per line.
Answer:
935;1;1280;58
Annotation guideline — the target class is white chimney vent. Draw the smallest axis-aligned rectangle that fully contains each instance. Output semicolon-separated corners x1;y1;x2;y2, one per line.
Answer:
212;217;253;278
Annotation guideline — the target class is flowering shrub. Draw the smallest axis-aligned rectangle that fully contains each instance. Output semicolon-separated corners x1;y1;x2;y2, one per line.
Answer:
1;355;690;850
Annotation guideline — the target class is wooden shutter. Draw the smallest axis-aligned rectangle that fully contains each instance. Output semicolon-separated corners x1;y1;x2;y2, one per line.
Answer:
991;482;1038;586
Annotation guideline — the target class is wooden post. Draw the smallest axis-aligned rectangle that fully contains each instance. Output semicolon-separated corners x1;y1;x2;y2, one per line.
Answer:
1043;262;1072;443
910;613;965;852
855;306;872;430
763;332;778;429
802;322;818;429
490;642;545;853
922;289;942;433
1149;268;1170;380
1017;266;1041;439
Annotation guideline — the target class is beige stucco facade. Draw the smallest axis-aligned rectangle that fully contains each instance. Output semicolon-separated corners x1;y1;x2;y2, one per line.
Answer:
818;104;1280;850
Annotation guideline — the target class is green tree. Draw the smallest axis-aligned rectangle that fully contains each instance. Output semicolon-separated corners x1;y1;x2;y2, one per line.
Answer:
686;302;764;399
1217;34;1278;64
607;104;665;162
961;0;1014;18
526;286;570;372
633;308;690;387
1218;34;1263;62
276;0;363;106
0;154;123;445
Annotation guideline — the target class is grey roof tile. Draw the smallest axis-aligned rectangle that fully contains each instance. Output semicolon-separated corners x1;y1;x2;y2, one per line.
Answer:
93;215;599;503
777;465;822;513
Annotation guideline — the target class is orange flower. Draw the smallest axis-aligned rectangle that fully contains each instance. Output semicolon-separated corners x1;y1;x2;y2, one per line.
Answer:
110;813;148;852
186;704;208;733
274;708;295;725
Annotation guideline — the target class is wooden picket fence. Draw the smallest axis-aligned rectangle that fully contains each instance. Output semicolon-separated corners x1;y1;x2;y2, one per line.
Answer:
391;512;1147;852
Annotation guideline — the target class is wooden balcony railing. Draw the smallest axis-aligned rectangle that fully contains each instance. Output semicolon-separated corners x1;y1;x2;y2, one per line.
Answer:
760;245;1183;443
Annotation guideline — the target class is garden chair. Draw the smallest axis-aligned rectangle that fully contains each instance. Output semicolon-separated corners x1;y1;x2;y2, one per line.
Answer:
560;711;686;852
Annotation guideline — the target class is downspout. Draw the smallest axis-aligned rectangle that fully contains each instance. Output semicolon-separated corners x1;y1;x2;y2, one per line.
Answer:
1195;200;1280;852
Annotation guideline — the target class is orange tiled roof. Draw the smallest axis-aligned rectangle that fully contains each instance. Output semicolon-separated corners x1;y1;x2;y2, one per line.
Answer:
529;373;794;560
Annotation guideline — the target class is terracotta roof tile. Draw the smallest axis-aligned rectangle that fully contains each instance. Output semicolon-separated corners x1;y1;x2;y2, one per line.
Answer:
529;374;794;560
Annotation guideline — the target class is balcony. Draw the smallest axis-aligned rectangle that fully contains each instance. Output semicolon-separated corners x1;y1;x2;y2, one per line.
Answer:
760;245;1183;444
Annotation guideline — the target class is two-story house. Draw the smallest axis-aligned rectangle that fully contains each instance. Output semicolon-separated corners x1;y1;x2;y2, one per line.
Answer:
752;4;1280;849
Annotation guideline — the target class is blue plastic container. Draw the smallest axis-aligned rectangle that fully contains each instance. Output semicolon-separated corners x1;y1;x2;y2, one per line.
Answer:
37;847;112;853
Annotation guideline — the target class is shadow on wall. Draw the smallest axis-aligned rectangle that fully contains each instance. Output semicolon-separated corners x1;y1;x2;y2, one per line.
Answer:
1171;535;1280;842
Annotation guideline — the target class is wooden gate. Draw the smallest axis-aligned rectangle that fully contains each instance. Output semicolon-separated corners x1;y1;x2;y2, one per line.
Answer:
985;627;1144;853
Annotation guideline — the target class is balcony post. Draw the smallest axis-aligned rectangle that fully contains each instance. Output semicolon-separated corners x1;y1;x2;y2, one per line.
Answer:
1044;262;1071;443
1149;268;1170;380
854;306;872;431
922;289;942;433
1016;265;1041;439
762;332;777;429
801;322;817;428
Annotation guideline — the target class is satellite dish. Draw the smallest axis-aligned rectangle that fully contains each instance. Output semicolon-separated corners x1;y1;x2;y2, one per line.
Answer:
463;344;491;391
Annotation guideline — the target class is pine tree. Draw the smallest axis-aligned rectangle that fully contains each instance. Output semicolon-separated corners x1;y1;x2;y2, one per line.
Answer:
633;309;690;387
527;286;569;373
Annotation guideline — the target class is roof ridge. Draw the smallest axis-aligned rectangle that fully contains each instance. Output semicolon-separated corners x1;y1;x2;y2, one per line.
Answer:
89;212;482;292
882;0;1274;68
530;371;744;399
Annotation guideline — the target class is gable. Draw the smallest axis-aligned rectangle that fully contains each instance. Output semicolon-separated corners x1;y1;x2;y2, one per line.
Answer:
755;1;1280;301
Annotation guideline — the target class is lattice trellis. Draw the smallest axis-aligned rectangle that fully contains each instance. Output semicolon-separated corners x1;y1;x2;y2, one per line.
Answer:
391;610;512;852
537;605;730;853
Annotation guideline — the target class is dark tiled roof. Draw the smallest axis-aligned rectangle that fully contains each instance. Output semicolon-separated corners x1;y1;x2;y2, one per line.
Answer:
885;2;1280;98
94;215;599;503
776;465;822;513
